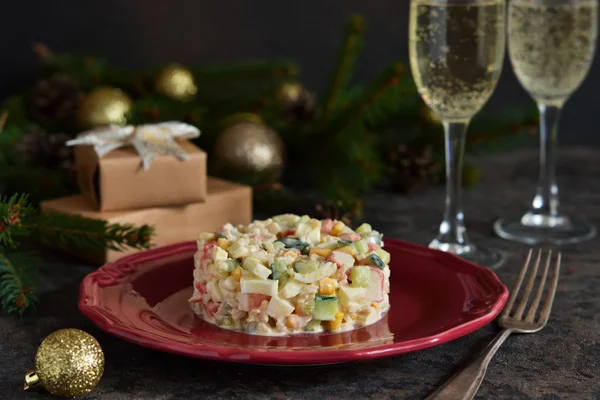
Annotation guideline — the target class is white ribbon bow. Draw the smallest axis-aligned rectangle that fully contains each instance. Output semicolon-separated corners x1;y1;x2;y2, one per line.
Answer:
66;122;201;169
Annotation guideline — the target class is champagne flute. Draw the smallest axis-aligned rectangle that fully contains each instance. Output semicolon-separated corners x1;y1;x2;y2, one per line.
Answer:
409;0;506;268
494;0;598;245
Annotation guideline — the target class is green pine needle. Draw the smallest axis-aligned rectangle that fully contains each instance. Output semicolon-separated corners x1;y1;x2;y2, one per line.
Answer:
0;124;26;147
0;194;34;249
322;14;365;122
30;213;155;252
335;62;408;133
129;96;208;125
0;193;156;315
190;60;298;82
0;252;39;315
468;106;539;154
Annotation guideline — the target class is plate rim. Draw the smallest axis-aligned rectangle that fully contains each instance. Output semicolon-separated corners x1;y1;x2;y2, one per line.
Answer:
78;238;509;365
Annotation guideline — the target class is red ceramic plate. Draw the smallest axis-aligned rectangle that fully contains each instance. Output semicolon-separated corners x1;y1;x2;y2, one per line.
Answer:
78;238;508;365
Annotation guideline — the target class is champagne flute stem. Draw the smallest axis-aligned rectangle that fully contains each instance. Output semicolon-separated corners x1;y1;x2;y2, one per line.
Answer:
532;104;562;217
437;121;469;246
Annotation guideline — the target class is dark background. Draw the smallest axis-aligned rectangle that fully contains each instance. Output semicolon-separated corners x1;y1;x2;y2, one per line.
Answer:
1;0;598;146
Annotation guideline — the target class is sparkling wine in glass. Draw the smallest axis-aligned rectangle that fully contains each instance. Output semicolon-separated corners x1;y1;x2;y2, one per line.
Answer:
409;0;506;268
494;0;598;245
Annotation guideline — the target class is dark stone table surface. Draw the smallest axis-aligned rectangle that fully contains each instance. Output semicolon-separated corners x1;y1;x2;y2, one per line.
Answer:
1;148;599;400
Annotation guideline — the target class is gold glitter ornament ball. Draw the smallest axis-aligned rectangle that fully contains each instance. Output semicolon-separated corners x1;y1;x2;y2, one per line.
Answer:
77;87;132;129
28;329;104;398
155;64;198;101
214;120;285;185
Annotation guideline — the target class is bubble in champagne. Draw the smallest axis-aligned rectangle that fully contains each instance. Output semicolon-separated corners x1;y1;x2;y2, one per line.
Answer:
409;0;506;122
508;0;598;106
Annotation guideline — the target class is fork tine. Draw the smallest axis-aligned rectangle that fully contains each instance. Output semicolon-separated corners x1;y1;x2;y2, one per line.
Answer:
538;253;561;324
525;250;552;322
513;249;542;319
501;249;533;318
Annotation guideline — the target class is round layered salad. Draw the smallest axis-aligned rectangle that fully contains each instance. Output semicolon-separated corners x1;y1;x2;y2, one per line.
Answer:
189;214;391;335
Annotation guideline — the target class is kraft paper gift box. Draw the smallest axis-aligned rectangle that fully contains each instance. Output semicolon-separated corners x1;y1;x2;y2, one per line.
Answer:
40;177;252;264
74;139;207;212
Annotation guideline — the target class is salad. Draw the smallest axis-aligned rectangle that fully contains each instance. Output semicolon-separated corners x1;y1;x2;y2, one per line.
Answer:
189;214;391;335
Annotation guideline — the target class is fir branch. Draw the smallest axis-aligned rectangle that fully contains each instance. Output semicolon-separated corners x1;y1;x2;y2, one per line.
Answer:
0;126;25;146
0;193;154;315
129;96;208;125
312;63;407;200
333;62;406;135
468;107;538;154
468;127;537;154
322;15;364;122
334;86;364;112
32;43;55;61
0;194;34;249
42;53;115;89
195;83;285;113
29;213;154;252
0;251;38;315
190;61;298;83
315;125;384;201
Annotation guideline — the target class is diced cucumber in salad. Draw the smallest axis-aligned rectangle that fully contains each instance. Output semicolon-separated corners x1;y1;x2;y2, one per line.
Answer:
277;237;310;254
305;319;322;332
350;266;371;287
355;223;372;235
224;259;240;272
368;253;386;270
293;259;318;274
353;239;369;254
312;296;339;321
270;260;289;280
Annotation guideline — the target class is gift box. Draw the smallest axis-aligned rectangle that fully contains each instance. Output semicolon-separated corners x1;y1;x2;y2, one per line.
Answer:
74;139;207;212
40;177;252;264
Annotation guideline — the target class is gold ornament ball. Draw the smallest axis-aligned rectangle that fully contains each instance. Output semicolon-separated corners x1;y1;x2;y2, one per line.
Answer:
155;64;198;101
214;120;285;184
77;87;133;129
29;329;105;398
277;82;305;107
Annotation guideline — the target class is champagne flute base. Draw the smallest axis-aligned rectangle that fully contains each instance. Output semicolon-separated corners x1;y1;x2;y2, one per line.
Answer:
429;239;506;270
493;215;596;245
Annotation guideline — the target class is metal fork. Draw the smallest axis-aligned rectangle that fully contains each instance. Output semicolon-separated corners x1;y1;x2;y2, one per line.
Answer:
426;249;562;400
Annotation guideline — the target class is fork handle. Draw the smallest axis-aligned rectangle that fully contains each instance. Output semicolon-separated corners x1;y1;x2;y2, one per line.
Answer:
425;329;513;400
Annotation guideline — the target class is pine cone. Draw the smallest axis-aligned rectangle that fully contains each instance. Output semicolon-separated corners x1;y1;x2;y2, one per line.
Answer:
388;145;440;194
277;83;318;122
288;90;317;122
15;130;75;173
279;90;317;122
26;74;84;128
